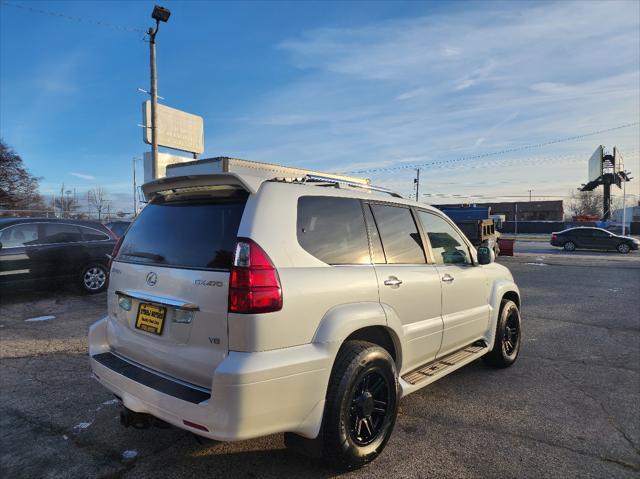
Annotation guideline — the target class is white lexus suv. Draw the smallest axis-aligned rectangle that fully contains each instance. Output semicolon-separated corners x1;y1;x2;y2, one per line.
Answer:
89;158;521;469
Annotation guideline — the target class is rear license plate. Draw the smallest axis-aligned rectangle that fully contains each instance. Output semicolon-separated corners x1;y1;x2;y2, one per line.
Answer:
135;303;166;335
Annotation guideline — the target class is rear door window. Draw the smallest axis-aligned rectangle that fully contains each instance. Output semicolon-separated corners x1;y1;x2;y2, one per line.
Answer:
42;223;83;243
117;192;248;270
369;204;425;264
0;223;40;247
297;196;371;265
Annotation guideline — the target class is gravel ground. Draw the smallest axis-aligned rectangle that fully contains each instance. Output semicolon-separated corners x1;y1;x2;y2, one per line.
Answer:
1;252;639;478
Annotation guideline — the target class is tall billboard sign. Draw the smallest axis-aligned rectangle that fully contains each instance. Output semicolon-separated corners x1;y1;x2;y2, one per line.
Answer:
587;145;603;182
142;101;204;155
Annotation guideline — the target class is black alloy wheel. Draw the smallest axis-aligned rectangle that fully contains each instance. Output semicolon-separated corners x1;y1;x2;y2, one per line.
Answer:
502;307;520;357
349;371;390;446
483;299;521;368
320;340;399;470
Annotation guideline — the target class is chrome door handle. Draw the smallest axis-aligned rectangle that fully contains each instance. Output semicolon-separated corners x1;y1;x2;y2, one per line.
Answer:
442;274;454;283
384;276;403;287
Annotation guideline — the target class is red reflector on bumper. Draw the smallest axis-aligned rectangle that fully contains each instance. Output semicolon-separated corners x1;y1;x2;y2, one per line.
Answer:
183;420;209;432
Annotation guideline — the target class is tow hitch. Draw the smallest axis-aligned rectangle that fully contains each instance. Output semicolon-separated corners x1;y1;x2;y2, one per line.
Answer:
120;408;153;429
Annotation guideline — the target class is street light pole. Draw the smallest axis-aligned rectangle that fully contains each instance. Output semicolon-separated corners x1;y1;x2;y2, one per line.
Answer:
149;25;159;180
147;6;171;181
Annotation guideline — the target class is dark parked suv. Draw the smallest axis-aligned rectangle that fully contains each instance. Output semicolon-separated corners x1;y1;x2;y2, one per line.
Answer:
0;218;116;293
550;227;639;254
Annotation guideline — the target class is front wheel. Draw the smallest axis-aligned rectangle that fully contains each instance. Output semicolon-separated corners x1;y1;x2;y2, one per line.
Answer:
563;241;576;252
80;263;108;294
483;299;521;368
617;243;631;254
321;340;399;470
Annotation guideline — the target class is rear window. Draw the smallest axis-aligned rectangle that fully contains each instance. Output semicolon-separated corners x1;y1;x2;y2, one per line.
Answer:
79;226;110;241
117;192;247;270
297;196;371;265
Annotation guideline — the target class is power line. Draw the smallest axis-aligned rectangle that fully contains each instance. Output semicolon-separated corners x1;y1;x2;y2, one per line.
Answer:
345;122;640;175
1;1;146;34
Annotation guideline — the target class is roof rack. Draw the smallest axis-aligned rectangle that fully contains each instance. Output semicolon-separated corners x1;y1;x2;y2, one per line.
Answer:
302;174;403;198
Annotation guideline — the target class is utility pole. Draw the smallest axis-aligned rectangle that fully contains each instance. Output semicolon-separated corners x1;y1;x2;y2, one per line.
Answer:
147;6;171;180
528;189;532;202
414;168;420;201
132;157;140;217
622;175;627;236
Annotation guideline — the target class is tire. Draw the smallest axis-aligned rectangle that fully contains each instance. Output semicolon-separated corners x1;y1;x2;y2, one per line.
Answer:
80;263;108;294
617;243;631;254
321;340;399;470
563;241;576;252
483;299;521;368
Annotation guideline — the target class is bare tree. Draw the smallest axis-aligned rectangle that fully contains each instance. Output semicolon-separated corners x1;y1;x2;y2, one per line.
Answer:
88;186;110;221
567;190;603;218
0;139;46;214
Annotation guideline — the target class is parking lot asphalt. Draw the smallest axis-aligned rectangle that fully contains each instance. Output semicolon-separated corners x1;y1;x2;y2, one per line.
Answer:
1;252;639;479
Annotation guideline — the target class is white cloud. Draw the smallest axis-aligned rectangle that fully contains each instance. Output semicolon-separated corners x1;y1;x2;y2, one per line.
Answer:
395;88;429;101
442;46;461;57
70;172;96;180
455;79;474;91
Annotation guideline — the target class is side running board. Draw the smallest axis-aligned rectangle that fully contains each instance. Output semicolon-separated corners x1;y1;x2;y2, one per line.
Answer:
402;344;488;385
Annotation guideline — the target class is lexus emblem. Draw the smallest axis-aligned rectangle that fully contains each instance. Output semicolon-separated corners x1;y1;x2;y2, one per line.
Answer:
146;272;158;286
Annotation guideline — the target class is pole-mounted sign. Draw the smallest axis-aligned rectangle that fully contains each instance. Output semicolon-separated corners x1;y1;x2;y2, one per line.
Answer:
142;101;204;155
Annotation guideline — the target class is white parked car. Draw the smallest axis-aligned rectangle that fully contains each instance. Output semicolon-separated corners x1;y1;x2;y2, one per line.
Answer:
89;159;521;469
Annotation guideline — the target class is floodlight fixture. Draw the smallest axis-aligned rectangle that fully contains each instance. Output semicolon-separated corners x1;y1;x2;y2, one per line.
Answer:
152;5;171;23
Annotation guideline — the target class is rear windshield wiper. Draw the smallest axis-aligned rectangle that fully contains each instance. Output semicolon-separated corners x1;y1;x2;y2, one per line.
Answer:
122;251;165;262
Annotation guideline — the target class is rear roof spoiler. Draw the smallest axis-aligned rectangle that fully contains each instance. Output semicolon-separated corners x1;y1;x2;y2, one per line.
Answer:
142;173;263;201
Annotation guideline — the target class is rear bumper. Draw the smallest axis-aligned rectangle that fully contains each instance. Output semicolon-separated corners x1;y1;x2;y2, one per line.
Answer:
89;316;332;441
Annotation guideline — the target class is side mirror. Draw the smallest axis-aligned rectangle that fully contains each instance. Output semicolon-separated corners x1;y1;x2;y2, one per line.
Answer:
477;246;495;265
0;241;3;250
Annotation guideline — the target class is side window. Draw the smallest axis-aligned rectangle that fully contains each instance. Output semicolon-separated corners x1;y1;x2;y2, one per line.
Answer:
417;211;471;265
79;226;110;241
369;204;425;264
0;223;40;247
363;204;386;264
41;224;82;244
297;196;371;265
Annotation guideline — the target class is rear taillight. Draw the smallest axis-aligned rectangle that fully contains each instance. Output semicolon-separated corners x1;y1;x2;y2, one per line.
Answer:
229;238;282;314
551;233;558;240
108;235;124;270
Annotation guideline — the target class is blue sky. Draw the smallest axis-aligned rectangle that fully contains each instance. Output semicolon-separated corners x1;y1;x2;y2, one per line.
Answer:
1;0;639;212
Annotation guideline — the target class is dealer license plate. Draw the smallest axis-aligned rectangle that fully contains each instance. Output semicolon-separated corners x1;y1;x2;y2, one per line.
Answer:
135;303;166;335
